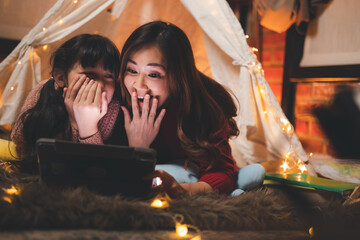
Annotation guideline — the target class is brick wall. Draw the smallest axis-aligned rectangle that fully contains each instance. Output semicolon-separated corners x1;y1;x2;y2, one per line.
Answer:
260;27;360;156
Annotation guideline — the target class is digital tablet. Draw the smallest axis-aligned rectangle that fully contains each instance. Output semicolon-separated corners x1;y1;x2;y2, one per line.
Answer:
36;138;157;198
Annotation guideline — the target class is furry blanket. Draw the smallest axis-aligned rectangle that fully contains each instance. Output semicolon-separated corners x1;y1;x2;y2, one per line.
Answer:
0;167;359;240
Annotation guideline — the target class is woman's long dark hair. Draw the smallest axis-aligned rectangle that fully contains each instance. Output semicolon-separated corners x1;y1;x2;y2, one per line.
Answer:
18;34;121;163
119;21;239;168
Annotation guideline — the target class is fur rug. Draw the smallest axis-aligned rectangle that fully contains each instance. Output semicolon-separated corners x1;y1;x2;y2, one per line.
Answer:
0;166;359;240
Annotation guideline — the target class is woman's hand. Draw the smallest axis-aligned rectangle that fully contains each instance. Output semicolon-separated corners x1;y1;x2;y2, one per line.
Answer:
63;75;87;130
122;92;166;148
73;79;108;138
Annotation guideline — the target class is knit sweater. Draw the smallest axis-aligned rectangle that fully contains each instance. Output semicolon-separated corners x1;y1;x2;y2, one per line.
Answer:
11;79;121;158
150;104;237;194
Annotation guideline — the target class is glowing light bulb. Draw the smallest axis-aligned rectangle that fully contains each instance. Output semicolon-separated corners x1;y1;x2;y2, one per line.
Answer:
73;0;78;3
17;61;22;65
176;224;188;237
42;27;46;31
252;47;259;52
245;35;249;39
151;199;163;208
42;45;48;51
3;186;20;195
59;19;64;25
299;164;307;173
280;161;289;172
10;86;14;91
263;110;267;115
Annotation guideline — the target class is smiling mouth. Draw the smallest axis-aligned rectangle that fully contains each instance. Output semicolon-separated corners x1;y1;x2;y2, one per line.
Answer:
137;95;155;103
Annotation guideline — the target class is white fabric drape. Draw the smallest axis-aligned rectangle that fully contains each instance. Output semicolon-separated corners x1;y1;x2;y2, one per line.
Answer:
300;0;360;67
0;0;307;165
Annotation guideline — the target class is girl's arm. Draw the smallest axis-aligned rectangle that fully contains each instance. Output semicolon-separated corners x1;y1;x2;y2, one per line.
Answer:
11;80;48;158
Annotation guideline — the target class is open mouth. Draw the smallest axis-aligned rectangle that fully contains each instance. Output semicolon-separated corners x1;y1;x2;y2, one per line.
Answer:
137;95;154;103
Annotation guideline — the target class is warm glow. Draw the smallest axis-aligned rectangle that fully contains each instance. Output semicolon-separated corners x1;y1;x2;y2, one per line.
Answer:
42;45;48;51
111;16;117;21
42;27;46;31
3;185;20;195
245;35;249;39
73;0;78;3
17;61;22;65
280;161;289;172
176;224;188;237
280;118;293;135
59;19;64;25
260;88;265;95
263;110;267;115
309;227;314;236
309;152;313;157
150;193;171;208
151;199;164;208
299;164;307;173
252;47;259;52
191;236;202;240
10;86;14;91
2;196;12;204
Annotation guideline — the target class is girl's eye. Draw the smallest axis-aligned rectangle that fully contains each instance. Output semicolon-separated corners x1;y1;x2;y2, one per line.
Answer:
105;74;115;79
126;68;137;74
85;73;96;79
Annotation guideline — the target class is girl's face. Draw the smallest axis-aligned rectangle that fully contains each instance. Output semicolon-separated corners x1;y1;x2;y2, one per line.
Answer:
67;61;116;103
124;45;169;109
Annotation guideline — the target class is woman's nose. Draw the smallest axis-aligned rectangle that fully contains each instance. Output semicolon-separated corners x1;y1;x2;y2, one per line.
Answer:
133;73;148;91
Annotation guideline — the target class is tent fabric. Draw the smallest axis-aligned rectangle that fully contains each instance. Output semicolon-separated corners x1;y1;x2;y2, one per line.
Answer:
0;0;307;166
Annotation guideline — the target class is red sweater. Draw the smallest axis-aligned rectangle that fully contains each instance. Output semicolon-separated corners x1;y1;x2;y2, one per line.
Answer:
150;104;236;194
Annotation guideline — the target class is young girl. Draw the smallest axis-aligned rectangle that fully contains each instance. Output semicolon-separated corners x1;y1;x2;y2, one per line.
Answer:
11;34;125;169
119;21;261;197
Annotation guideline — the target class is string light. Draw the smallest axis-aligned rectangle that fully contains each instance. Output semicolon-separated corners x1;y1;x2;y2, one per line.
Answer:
150;192;171;208
73;0;78;3
252;47;259;52
42;27;46;31
59;19;64;25
245;35;249;39
10;86;14;91
2;185;21;204
42;45;48;51
17;61;22;65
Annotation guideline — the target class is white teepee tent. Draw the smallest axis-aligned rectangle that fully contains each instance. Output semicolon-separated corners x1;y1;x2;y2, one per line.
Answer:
0;0;308;167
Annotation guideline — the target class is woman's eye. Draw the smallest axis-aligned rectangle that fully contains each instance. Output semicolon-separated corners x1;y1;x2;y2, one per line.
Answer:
126;68;137;74
105;74;114;79
148;72;162;78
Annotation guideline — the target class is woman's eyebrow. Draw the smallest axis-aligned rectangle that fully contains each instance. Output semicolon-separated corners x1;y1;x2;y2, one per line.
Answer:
128;59;166;70
147;63;166;70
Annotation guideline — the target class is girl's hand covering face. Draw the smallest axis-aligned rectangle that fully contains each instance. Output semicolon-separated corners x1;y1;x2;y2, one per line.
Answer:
63;75;87;130
72;78;108;138
122;91;166;148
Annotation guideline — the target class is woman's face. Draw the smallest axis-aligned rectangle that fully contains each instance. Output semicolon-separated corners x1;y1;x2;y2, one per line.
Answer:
124;45;169;109
67;61;116;103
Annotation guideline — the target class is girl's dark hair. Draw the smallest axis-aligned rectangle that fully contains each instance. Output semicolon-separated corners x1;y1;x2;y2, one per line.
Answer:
19;34;120;164
119;21;239;168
